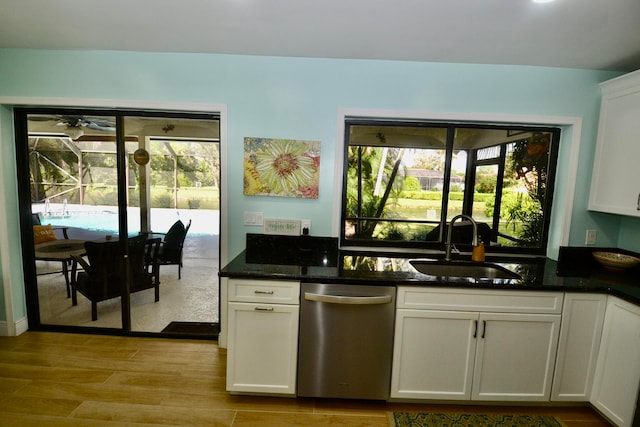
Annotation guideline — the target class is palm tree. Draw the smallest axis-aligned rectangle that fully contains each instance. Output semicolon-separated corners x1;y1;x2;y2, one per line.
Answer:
345;133;405;239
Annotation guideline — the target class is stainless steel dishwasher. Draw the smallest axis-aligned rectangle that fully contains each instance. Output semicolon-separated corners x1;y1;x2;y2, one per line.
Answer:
297;283;396;400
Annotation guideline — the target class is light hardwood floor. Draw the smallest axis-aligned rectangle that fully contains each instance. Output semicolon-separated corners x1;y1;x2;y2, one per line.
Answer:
0;332;612;426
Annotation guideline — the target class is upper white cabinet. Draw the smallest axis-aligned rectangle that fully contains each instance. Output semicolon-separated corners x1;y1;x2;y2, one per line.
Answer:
589;69;640;216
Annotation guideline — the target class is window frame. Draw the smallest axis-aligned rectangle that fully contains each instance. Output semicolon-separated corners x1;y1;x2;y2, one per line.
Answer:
340;118;561;256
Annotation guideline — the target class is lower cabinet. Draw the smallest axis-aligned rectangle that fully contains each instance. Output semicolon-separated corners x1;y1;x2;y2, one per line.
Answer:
391;287;562;402
551;293;607;401
590;296;640;427
472;312;560;401
391;309;477;400
226;279;300;395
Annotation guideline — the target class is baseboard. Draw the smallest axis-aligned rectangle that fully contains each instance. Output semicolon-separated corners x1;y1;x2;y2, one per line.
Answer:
0;316;29;336
15;316;29;335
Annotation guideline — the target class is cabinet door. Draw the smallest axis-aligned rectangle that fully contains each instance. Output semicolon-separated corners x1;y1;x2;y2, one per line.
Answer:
552;293;606;401
391;309;478;400
472;312;561;401
589;72;640;216
226;302;299;395
591;297;640;427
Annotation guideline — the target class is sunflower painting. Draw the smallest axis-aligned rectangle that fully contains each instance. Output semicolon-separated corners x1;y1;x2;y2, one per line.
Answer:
244;137;320;198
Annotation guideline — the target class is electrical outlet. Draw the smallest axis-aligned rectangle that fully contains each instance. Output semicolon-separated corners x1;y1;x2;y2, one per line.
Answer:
301;219;311;235
585;229;597;245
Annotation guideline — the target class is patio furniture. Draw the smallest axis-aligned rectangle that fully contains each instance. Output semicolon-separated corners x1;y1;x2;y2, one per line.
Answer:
32;213;69;239
156;219;191;279
34;239;86;298
71;235;161;321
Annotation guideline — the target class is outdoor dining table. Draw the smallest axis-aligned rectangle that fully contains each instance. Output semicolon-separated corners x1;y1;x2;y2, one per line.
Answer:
34;239;87;298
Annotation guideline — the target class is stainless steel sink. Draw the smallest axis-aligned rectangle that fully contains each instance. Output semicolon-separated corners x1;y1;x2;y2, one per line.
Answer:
409;259;521;280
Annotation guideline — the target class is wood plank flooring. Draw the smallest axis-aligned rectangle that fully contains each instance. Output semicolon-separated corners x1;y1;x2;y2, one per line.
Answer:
0;332;612;426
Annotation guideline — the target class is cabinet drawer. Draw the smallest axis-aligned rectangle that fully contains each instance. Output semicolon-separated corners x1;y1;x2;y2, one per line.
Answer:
228;279;300;304
397;286;563;314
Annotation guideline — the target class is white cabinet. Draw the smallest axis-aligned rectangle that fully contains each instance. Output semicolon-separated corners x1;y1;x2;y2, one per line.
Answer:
591;296;640;427
392;309;478;399
226;279;300;395
552;293;606;401
391;287;562;402
589;69;640;216
472;312;561;401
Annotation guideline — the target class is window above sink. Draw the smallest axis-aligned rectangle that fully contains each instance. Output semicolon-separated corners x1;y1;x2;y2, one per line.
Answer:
340;119;560;257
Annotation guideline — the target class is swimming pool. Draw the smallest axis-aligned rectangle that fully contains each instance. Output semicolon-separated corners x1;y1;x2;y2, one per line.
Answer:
35;205;219;237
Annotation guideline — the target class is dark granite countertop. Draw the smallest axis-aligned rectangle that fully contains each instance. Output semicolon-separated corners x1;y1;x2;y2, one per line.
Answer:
220;246;640;306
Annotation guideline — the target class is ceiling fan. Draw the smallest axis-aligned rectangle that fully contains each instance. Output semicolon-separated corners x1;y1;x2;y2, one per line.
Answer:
28;114;117;139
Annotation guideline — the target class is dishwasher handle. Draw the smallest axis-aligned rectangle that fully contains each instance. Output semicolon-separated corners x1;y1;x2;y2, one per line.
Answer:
304;292;393;305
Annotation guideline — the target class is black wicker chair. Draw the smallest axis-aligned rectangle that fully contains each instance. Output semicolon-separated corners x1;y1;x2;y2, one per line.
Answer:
71;235;160;321
157;219;191;279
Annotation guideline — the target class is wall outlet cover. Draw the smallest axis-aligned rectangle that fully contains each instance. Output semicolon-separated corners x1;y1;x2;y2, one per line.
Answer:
301;219;311;235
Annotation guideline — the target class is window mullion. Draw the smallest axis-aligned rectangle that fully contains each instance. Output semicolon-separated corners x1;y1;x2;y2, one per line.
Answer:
463;147;477;215
356;146;363;236
438;127;455;241
492;145;508;242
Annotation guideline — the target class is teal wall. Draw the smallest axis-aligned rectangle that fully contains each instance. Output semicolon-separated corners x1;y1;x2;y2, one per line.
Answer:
0;108;5;320
1;48;638;325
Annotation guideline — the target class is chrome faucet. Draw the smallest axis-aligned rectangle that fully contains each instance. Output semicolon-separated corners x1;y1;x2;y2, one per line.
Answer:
445;214;478;261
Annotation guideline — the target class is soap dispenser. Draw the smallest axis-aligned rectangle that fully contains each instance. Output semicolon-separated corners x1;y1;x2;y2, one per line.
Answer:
472;239;485;262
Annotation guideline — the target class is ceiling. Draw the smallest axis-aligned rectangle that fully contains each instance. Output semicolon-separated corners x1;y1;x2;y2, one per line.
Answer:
1;0;639;72
27;114;220;141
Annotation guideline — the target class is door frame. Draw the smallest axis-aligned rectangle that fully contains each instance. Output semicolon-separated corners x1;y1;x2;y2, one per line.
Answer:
1;97;228;336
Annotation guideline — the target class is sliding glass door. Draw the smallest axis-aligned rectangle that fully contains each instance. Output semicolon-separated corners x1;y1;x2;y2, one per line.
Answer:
27;112;124;329
17;108;220;335
122;115;220;333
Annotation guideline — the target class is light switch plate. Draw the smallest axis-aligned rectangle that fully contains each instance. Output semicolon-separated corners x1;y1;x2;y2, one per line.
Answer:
243;211;264;226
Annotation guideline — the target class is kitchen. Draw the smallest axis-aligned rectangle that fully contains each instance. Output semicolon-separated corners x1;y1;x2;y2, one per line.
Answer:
222;70;640;426
2;1;640;426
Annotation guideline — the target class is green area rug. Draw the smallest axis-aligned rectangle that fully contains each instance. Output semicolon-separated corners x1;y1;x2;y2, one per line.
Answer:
388;412;567;427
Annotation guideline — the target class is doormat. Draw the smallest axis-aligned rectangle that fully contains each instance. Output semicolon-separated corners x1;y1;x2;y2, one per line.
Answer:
161;322;220;337
388;412;567;427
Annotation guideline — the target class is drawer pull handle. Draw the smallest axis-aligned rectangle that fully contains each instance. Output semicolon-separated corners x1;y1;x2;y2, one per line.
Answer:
254;307;274;311
481;320;487;339
254;290;274;294
473;320;478;338
637;193;640;210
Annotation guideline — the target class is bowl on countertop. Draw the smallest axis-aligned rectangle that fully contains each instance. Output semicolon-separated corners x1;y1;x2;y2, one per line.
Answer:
592;251;640;271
